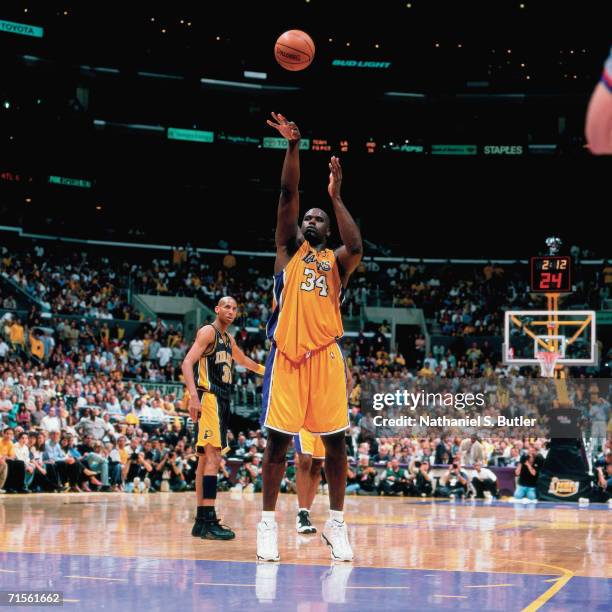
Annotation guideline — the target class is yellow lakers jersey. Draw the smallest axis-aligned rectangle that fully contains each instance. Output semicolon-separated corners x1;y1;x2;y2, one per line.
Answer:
267;240;343;362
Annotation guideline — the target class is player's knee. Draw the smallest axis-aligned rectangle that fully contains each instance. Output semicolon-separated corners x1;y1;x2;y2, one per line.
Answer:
264;432;291;464
205;447;222;469
297;454;312;472
266;445;288;464
311;458;323;475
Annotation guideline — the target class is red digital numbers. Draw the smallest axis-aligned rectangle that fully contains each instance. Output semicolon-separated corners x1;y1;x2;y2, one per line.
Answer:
539;273;563;290
531;256;571;293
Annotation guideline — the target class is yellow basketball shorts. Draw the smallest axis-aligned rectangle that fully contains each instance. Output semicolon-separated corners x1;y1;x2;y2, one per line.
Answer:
294;429;326;459
261;341;349;436
195;390;230;455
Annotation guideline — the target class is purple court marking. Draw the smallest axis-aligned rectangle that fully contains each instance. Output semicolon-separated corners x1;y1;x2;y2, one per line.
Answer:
0;552;609;611
413;499;612;511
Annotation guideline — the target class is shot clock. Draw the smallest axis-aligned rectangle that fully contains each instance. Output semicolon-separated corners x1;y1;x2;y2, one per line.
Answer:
530;256;572;293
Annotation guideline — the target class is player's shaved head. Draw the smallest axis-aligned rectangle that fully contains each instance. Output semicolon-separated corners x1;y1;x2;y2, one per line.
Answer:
304;208;329;224
217;296;237;308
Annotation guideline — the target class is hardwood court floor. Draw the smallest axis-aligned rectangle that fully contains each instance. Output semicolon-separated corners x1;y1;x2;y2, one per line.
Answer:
0;492;610;610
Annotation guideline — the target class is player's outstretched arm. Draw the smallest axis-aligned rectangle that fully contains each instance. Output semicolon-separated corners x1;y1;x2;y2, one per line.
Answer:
328;156;363;285
229;335;266;375
267;112;303;262
180;325;215;421
585;47;612;155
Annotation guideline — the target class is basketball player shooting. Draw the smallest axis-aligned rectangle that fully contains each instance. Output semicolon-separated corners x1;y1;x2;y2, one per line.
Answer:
257;112;363;561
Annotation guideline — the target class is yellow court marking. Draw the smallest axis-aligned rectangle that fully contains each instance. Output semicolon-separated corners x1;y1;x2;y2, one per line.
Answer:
522;574;573;612
498;520;608;531
64;575;128;582
194;582;255;587
543;578;558;583
465;584;514;589
349;515;417;525
487;556;574;612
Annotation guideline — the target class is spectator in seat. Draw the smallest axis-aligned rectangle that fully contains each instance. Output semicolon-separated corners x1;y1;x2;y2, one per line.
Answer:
0;427;26;492
0;451;6;492
76;408;106;441
461;434;485;465
40;406;62;434
14;432;34;492
15;404;31;430
29;433;62;492
43;430;80;490
9;319;25;354
85;441;111;491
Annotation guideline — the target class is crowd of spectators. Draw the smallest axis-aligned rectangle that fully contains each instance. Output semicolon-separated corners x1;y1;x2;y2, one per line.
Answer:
1;242;610;501
3;243;609;336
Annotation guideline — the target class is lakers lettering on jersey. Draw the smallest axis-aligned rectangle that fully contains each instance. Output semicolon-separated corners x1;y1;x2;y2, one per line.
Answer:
267;240;344;363
262;240;350;436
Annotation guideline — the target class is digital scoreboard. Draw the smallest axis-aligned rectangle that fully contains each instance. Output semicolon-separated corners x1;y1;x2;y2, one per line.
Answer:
530;256;572;293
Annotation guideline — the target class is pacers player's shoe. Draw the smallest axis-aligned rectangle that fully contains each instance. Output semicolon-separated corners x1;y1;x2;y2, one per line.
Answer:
296;510;317;534
201;519;235;540
322;519;353;561
191;518;205;538
256;520;280;561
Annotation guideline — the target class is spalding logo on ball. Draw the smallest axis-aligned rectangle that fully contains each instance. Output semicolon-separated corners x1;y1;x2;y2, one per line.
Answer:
274;30;315;71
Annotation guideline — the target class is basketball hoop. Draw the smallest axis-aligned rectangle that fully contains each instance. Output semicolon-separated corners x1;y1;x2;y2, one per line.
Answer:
536;351;560;378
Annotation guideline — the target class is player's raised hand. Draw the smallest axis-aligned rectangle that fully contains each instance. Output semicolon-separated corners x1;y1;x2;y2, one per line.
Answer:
328;155;342;199
266;112;301;142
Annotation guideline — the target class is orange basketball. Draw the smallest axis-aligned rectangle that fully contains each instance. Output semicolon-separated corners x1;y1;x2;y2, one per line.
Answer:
274;30;315;71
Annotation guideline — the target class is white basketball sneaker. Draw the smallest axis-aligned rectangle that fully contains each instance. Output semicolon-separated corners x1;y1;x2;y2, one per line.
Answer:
256;520;280;562
322;519;354;561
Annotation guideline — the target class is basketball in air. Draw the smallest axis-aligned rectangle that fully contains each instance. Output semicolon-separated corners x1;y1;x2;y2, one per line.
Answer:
274;30;315;71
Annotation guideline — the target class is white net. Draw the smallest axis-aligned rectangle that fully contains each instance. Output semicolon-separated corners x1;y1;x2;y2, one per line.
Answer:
536;351;561;378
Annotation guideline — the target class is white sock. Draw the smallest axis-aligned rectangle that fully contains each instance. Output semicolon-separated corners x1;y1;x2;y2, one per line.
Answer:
330;510;344;523
261;511;276;523
298;507;309;514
